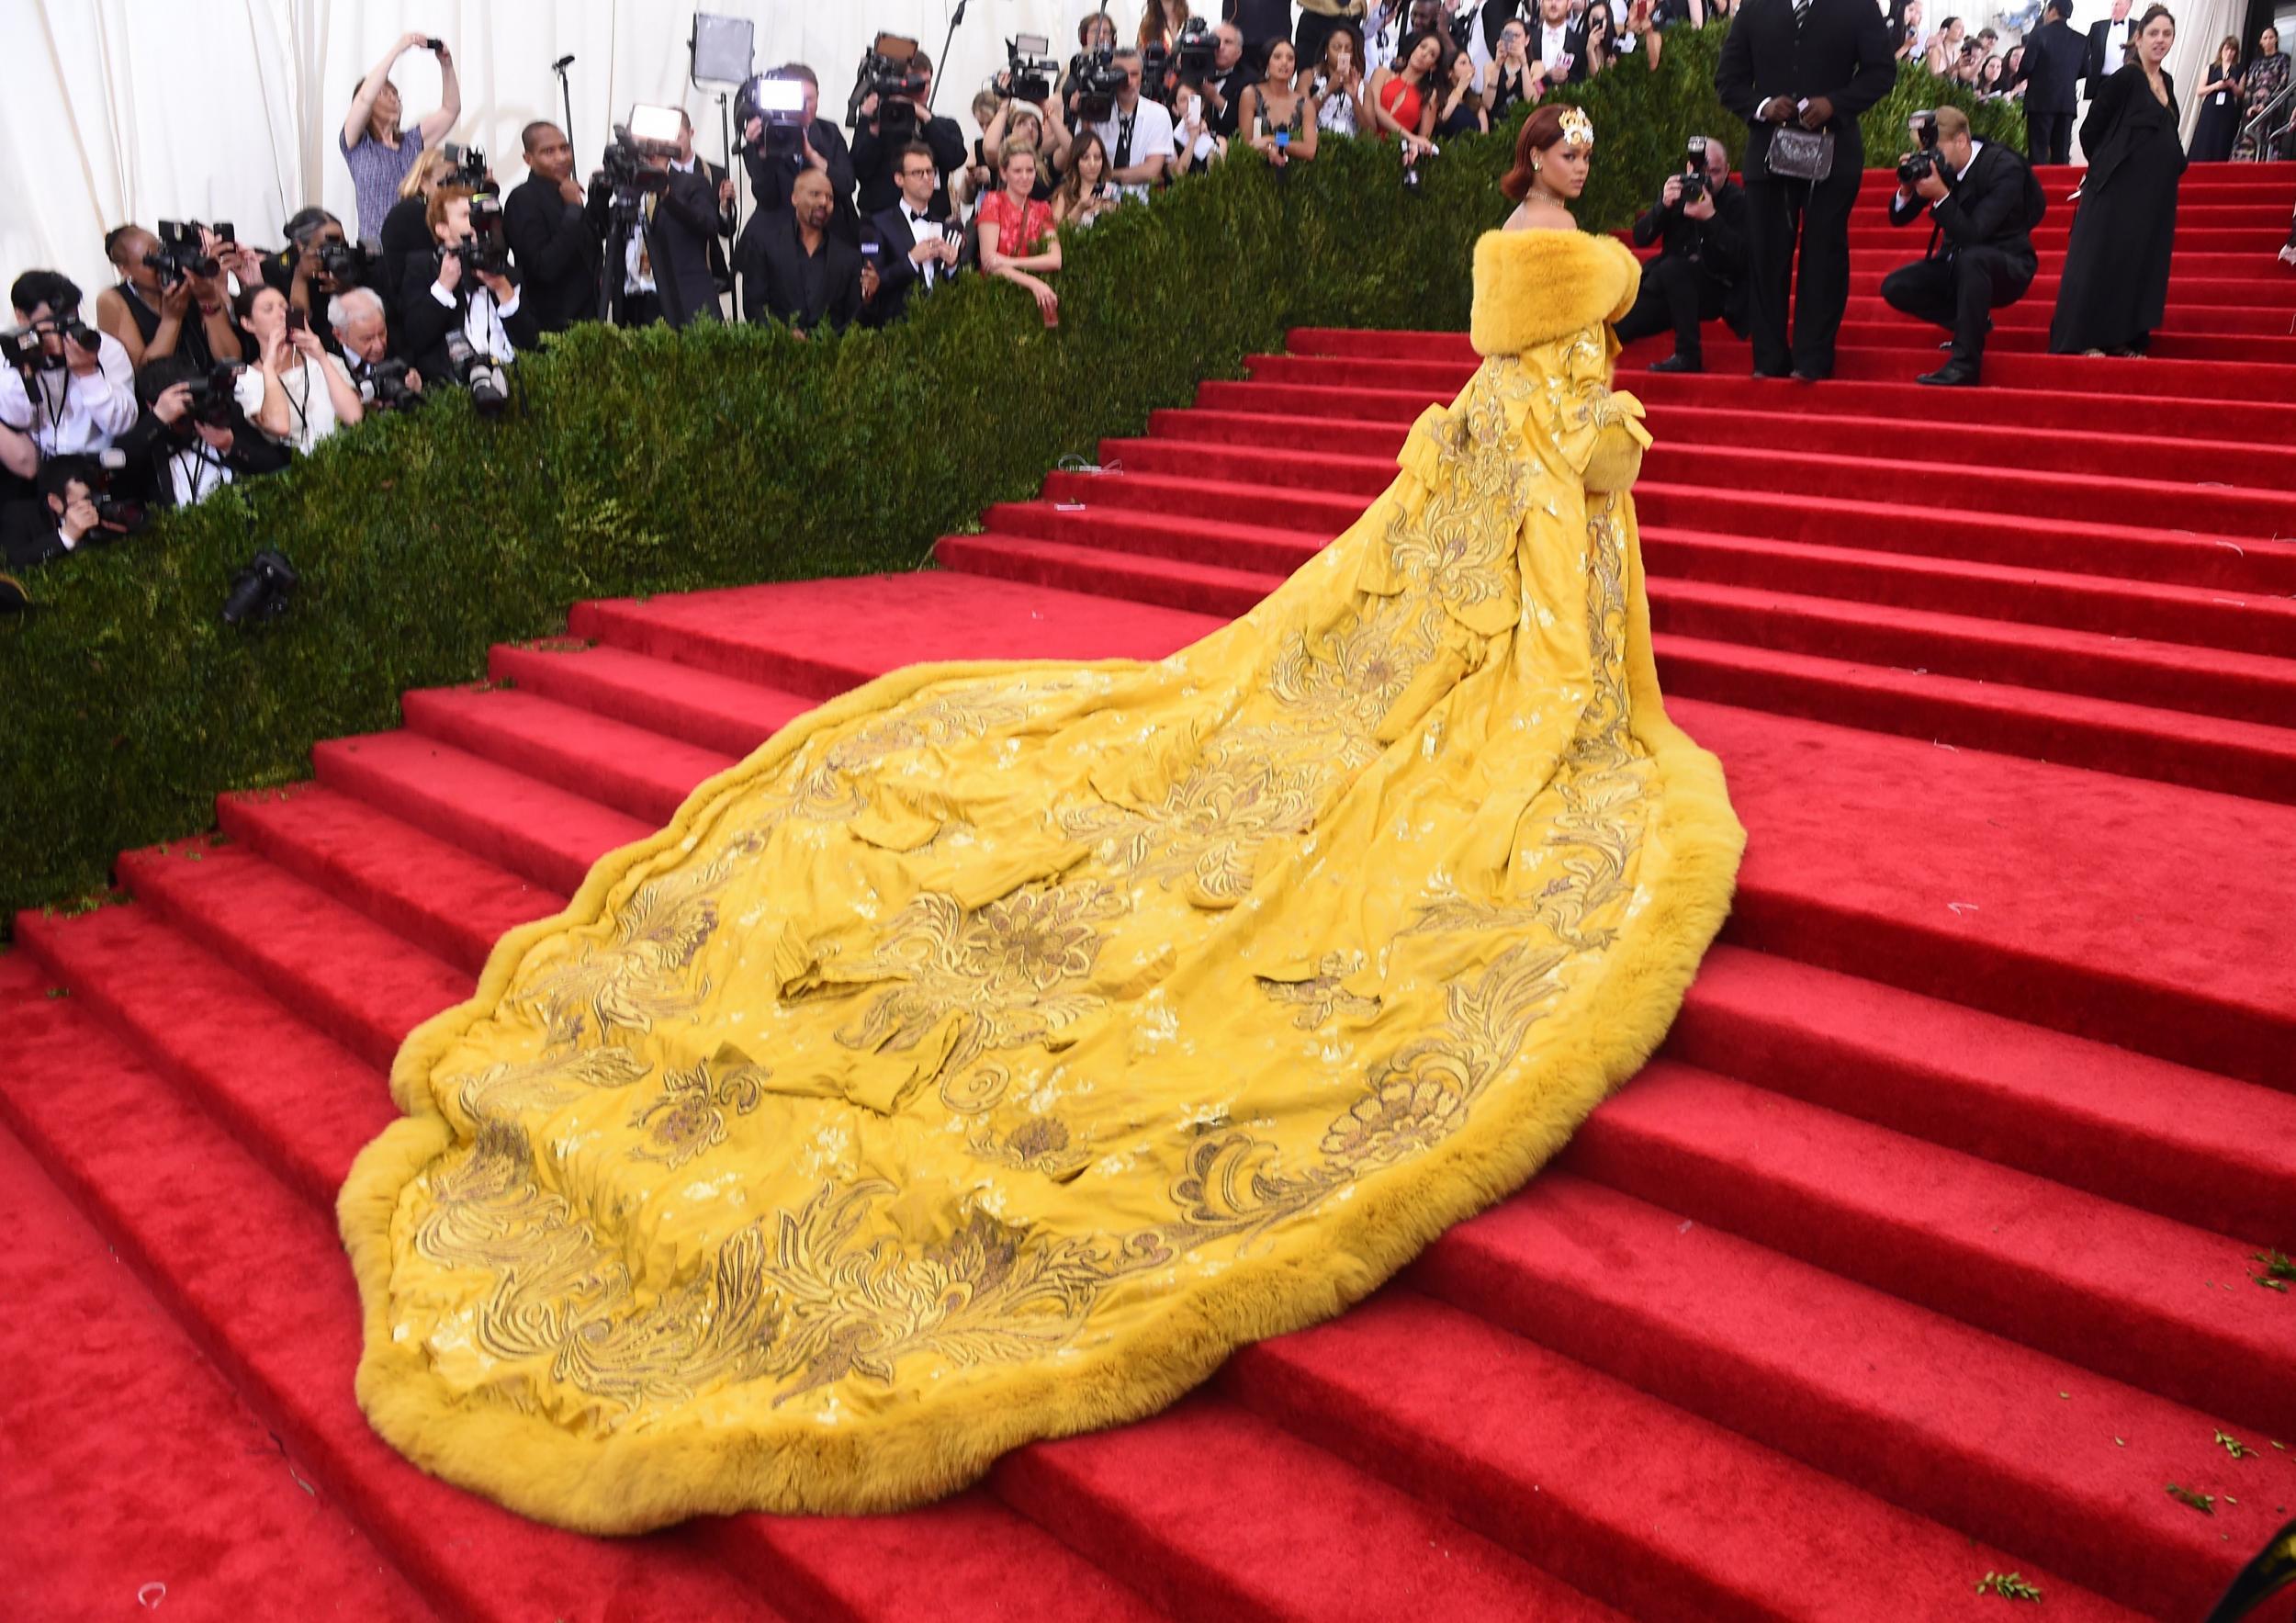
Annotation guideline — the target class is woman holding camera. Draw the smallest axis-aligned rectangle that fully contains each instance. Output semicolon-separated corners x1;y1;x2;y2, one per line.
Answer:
1484;19;1545;122
234;285;362;457
341;32;463;242
1308;28;1371;138
1242;39;1324;163
2050;6;2183;357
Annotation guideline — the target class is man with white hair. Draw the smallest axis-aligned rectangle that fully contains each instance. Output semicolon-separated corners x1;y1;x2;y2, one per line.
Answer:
328;287;422;401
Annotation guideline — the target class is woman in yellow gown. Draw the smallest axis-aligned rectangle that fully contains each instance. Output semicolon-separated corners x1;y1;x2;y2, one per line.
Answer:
343;104;1745;1533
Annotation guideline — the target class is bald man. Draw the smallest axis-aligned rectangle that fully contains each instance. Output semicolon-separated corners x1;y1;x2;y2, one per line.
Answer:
737;167;863;333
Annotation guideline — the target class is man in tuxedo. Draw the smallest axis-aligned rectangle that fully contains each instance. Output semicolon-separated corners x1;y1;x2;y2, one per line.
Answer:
2020;0;2085;165
629;108;735;328
504;121;604;332
864;143;962;329
1714;0;1898;381
1880;107;2042;386
1615;135;1749;374
1525;0;1592;84
2085;0;2138;94
737;169;864;334
745;64;861;248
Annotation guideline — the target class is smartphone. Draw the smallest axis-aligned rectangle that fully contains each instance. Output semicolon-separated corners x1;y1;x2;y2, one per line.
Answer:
285;308;308;334
424;36;444;50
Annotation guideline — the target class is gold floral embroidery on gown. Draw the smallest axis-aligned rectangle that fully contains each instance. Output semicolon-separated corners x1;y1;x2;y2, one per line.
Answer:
343;227;1745;1532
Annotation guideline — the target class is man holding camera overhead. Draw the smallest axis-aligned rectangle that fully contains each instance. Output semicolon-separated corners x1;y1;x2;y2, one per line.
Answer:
851;49;965;219
627;108;737;328
745;66;860;247
1614;135;1749;374
1881;106;2042;387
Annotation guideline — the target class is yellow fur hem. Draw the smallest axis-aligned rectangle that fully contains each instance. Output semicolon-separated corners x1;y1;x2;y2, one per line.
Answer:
1470;229;1644;356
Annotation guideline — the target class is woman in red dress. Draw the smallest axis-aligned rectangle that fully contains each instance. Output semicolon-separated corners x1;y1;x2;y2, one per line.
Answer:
1368;28;1443;163
977;138;1064;327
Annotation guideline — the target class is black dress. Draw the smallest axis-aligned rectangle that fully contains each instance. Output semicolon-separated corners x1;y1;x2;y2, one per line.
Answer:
2189;70;2242;161
2050;64;2183;355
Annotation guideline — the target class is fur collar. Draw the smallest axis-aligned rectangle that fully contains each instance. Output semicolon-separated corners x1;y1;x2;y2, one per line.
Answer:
1469;229;1641;356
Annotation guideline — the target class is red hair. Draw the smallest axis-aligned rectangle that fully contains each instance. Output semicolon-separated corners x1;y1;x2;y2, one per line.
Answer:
1501;106;1570;202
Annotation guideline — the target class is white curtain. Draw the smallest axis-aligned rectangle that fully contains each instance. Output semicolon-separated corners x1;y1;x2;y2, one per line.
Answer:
0;0;1095;305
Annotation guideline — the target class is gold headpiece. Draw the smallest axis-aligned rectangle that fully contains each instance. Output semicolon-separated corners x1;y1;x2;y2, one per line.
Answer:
1558;107;1594;149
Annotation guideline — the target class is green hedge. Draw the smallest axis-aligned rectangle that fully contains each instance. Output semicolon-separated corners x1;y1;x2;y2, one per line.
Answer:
0;27;2019;921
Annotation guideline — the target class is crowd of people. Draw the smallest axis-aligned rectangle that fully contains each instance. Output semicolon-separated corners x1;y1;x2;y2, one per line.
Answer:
5;2;2292;579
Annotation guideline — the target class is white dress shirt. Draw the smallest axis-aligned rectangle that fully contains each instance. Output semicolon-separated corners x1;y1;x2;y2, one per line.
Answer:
899;203;945;287
625;155;700;295
429;280;524;363
0;331;140;456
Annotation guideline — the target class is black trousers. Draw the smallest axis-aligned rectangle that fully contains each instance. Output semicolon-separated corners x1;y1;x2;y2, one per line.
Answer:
2026;108;2073;166
1614;255;1730;359
1741;163;1863;378
1879;246;2036;370
1296;10;1350;67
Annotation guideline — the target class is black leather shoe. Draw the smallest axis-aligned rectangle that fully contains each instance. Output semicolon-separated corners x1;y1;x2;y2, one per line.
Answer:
1649;352;1703;374
1752;368;1792;380
1788;369;1825;384
1918;361;1980;387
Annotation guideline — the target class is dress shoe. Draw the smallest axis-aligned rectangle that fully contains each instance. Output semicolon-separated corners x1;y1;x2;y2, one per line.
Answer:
1918;361;1980;386
1789;369;1825;384
1649;352;1703;374
1752;367;1792;380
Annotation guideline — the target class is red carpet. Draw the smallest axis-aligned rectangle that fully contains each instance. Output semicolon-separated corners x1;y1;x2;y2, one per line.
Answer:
4;163;2293;1619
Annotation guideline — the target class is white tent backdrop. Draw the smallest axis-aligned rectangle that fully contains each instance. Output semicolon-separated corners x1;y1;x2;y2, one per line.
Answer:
0;0;1086;303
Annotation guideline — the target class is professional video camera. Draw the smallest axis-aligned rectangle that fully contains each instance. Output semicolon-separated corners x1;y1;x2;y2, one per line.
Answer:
1679;136;1711;204
441;142;491;191
437;194;513;278
445;332;510;419
1007;33;1057;104
1142;41;1173;101
736;73;809;160
1069;47;1128;122
357;358;422;412
179;361;248;427
1897;110;1942;187
2;312;100;372
1172;17;1219;78
849;33;929;142
147;220;237;286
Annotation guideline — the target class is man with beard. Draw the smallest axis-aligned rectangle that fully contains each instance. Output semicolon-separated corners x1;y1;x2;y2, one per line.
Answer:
738;168;863;334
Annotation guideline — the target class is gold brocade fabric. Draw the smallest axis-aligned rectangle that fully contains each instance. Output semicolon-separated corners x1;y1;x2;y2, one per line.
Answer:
343;226;1745;1532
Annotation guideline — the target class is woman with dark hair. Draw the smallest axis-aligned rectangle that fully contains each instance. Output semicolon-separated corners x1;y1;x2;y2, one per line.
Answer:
2000;42;2027;97
2233;26;2285;160
2051;5;2183;356
1431;45;1489;137
1052;132;1120;228
1306;26;1370;137
343;89;1745;1532
2190;36;2244;160
1367;28;1444;160
1975;54;2006;96
1241;39;1325;162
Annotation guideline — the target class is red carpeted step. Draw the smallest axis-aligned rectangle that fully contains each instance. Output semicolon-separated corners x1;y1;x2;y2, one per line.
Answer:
401;685;737;827
0;985;783;1623
985;499;1330;576
315;729;651;896
15;903;393;1209
1821;319;2296;364
1677;696;2296;1087
487;641;817;758
1565;1059;2296;1438
992;1393;1624;1621
1671;946;2296;1245
217;783;563;977
572;572;1220;692
935;533;1277;620
1831;296;2296;334
1223;1289;2145;1623
1412;1176;2257;1620
0;1113;435;1623
1646;576;2296;727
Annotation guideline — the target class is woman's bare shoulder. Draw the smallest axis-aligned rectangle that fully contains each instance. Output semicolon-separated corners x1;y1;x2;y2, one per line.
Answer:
1503;201;1576;232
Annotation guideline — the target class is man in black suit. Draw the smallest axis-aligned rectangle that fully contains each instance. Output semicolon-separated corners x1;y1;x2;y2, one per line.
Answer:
503;121;604;332
744;64;861;248
2020;0;2085;165
863;143;962;329
1523;0;1592;84
850;50;968;218
629;108;735;328
2084;0;2138;95
737;168;863;334
1881;107;2042;386
1615;135;1750;374
1715;0;1898;382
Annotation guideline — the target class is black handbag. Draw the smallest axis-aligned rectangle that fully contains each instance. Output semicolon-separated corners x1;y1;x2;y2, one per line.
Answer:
1765;125;1836;181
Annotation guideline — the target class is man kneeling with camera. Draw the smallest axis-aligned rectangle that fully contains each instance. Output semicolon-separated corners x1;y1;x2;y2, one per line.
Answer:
1881;107;2043;388
1614;136;1747;375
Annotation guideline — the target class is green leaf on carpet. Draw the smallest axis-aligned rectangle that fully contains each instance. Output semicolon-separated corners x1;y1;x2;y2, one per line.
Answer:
2167;1484;2215;1514
1975;1571;2043;1601
2253;1250;2295;1292
2216;1430;2257;1460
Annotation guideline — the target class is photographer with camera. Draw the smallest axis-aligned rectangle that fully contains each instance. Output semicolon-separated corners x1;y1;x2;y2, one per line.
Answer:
93;226;246;370
623;108;737;328
0;454;148;569
738;169;864;336
123;359;291;508
1615;135;1748;374
745;65;860;249
328;287;422;407
1094;51;1178;201
865;143;962;327
962;96;1072;209
255;209;364;354
506;120;606;332
852;49;966;219
1483;18;1548;122
402;188;539;400
1881;107;2042;387
1197;23;1258;139
342;31;464;242
235;284;364;456
3;273;141;460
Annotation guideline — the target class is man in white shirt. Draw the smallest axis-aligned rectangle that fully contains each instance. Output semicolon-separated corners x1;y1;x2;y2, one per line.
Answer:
1093;51;1176;201
401;189;541;391
864;142;961;327
0;273;141;458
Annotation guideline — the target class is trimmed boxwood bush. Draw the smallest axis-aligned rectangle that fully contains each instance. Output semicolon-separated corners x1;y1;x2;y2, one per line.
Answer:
0;28;2016;920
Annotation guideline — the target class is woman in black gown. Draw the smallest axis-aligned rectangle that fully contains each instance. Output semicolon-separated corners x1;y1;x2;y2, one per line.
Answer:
2188;37;2243;161
2050;6;2184;357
